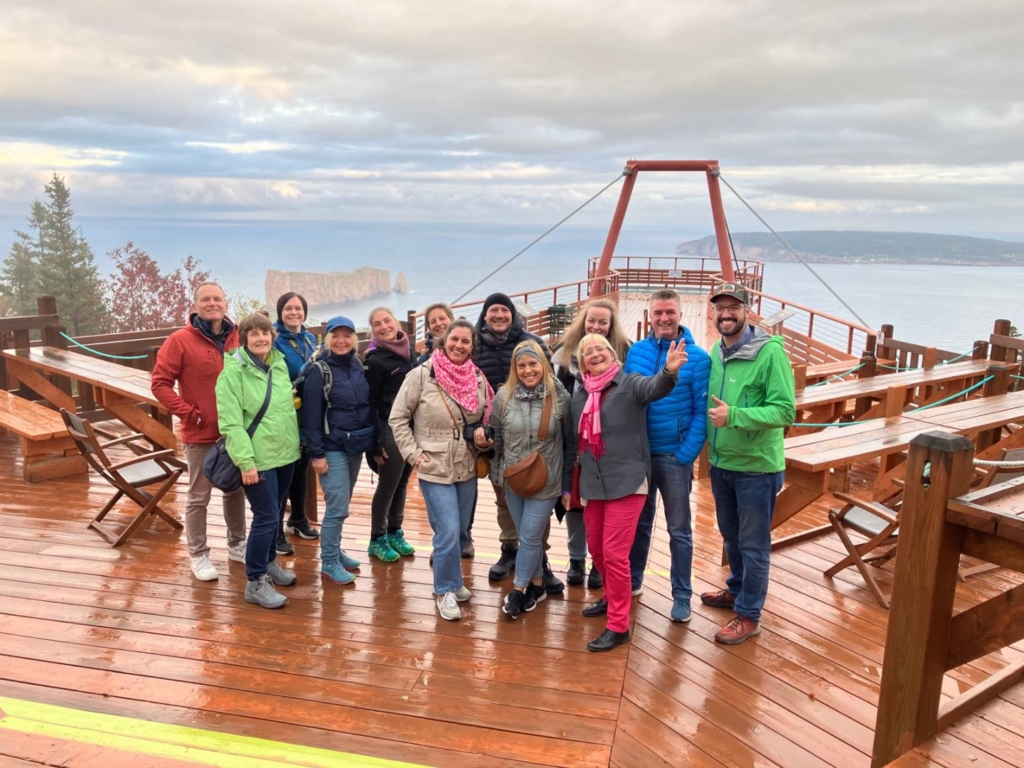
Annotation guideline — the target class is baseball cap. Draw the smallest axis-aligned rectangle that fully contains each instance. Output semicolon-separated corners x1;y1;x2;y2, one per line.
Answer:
325;315;356;334
710;282;749;304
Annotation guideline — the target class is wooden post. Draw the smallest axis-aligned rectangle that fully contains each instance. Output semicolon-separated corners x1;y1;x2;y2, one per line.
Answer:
972;341;988;361
991;319;1012;363
871;432;974;768
792;363;807;393
977;364;1012;452
921;347;937;371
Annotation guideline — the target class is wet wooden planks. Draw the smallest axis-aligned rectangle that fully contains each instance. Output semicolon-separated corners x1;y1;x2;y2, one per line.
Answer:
0;430;1023;766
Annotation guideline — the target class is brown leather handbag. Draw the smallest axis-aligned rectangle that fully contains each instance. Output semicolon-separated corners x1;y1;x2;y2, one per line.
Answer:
503;395;553;497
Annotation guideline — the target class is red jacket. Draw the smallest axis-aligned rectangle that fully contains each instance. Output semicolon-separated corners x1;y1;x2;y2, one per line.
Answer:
151;319;240;444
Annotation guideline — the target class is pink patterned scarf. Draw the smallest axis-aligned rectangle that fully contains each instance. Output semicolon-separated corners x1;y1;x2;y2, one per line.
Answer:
431;349;494;422
578;362;620;460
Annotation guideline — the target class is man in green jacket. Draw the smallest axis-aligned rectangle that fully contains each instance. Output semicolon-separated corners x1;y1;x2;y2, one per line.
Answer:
701;282;795;645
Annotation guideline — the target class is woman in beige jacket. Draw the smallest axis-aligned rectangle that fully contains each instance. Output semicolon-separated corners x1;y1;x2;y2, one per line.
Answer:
389;319;494;621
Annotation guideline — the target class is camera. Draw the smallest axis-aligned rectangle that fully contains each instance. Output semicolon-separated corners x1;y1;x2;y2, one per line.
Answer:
463;423;494;442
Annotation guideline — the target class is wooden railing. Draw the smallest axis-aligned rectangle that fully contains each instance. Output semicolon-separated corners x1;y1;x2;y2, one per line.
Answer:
589;255;765;294
0;297;69;394
872;432;1024;767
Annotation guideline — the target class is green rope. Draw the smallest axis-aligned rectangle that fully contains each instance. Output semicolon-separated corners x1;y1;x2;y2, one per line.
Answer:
807;363;865;387
879;346;981;371
60;331;149;360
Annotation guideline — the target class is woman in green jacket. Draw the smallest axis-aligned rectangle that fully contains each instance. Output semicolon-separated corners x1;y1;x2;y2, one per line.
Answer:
216;312;301;610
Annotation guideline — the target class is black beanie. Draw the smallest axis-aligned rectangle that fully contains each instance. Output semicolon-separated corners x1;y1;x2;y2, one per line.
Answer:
482;292;515;317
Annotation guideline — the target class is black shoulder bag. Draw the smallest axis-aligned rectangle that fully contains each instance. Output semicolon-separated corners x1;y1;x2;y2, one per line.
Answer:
203;367;274;493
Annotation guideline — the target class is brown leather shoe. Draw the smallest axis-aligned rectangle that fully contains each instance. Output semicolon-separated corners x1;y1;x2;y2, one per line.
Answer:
715;615;761;645
700;588;736;609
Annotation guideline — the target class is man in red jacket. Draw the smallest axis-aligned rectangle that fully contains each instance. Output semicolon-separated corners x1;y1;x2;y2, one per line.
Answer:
152;282;247;581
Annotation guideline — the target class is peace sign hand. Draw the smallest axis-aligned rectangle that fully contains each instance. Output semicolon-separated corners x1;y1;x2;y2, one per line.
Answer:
664;340;688;374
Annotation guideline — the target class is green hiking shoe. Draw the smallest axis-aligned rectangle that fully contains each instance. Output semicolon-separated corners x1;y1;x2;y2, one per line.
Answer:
387;529;416;557
368;534;400;563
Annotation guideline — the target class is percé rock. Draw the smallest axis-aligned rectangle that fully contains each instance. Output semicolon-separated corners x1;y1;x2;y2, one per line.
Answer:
265;267;393;308
393;272;410;294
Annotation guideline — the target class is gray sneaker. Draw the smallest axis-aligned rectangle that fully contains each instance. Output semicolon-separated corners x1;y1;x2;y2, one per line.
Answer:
266;559;297;587
226;542;246;564
245;574;287;609
453;585;472;602
436;592;461;621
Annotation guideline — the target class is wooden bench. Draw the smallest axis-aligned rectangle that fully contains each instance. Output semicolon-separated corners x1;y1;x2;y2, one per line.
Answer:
0;391;86;482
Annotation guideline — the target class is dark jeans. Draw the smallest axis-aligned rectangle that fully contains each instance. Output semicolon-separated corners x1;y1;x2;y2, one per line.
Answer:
709;466;784;623
629;455;694;600
243;463;295;581
279;449;311;533
370;428;413;537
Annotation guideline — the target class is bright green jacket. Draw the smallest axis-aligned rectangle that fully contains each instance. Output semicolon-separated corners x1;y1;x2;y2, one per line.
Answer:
216;347;300;472
707;328;795;474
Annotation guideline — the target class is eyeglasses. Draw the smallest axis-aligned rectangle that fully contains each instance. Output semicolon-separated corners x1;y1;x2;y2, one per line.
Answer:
713;303;745;315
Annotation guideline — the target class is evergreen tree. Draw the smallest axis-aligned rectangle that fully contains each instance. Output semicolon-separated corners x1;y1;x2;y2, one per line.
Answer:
0;202;45;316
33;174;106;334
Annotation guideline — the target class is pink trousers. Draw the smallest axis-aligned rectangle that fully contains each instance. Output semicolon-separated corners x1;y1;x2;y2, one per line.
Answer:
584;494;646;633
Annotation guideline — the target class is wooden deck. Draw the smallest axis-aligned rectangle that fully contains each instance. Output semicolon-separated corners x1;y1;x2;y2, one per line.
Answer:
1;431;1023;767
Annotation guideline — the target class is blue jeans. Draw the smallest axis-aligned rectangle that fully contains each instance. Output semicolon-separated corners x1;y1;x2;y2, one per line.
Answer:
419;478;475;595
629;455;694;600
318;451;361;566
505;490;556;589
242;463;294;581
709;466;785;623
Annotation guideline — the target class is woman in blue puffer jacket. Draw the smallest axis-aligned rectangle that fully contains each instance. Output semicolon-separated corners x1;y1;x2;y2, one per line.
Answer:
273;292;319;553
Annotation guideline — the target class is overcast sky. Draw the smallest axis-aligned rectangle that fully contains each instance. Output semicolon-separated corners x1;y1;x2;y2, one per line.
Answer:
2;0;1023;241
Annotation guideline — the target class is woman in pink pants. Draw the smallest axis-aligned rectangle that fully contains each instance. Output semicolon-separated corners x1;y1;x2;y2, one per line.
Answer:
567;333;686;652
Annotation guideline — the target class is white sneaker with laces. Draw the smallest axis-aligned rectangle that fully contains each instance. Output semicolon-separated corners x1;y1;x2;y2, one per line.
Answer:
227;543;247;563
436;592;461;621
453;585;472;602
189;554;219;581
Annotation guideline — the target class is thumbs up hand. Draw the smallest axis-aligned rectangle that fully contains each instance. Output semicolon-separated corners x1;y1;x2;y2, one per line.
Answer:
709;395;730;428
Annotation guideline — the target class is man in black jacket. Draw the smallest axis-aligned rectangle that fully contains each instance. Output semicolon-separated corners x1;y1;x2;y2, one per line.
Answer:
472;293;562;593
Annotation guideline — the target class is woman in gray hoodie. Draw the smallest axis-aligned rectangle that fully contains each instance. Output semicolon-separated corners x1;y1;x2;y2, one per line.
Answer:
488;341;574;619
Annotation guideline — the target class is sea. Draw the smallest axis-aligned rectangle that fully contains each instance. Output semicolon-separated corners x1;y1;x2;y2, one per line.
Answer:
1;217;1021;356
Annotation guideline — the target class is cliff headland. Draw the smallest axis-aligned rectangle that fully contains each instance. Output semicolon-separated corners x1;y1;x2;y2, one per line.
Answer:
265;267;410;309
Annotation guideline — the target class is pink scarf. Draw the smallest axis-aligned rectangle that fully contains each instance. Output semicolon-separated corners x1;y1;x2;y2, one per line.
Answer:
371;329;412;361
431;348;494;422
579;362;620;460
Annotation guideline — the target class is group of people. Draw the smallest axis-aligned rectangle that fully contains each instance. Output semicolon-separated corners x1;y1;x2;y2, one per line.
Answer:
151;277;794;652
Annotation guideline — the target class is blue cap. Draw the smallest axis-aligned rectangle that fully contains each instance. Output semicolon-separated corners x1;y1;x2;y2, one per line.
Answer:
325;315;356;334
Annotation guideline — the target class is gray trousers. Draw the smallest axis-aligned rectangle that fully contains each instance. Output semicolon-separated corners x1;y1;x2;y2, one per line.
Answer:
566;509;588;560
184;442;247;557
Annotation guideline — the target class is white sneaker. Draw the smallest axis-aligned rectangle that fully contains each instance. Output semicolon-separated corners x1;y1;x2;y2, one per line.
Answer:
453;585;472;602
436;592;461;621
227;543;247;563
189;554;219;581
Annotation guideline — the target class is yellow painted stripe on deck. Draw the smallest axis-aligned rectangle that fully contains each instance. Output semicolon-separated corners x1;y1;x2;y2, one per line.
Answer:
0;697;426;768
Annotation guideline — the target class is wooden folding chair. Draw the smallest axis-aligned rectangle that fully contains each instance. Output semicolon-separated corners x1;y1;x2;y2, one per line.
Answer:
959;446;1024;579
61;409;184;546
824;491;901;608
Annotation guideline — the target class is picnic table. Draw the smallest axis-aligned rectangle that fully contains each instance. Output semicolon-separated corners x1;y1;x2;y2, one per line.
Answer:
774;388;1024;549
1;346;176;451
792;358;995;431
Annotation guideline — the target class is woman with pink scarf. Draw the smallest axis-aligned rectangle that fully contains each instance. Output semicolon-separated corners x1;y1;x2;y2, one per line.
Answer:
389;319;494;621
569;332;687;652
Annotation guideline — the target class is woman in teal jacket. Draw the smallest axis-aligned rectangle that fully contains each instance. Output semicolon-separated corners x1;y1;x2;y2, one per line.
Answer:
217;312;301;610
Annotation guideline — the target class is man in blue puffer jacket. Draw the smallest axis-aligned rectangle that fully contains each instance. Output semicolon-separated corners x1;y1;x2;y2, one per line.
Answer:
624;289;711;624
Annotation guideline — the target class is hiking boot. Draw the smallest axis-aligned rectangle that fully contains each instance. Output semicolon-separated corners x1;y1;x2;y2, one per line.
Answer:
339;550;361;570
524;583;546;612
582;598;608;617
566;559;586;586
453;585;472;602
189;554;218;581
700;588;736;609
588;629;629;653
542;557;564;594
244;574;287;609
715;615;761;645
387;529;416;557
275;532;294;556
286;519;319;539
436;592;461;621
502;589;526;619
461;533;475;559
266;559;297;587
368;535;400;563
587;566;603;590
488;543;517;581
226;543;247;564
321;562;356;585
670;598;692;623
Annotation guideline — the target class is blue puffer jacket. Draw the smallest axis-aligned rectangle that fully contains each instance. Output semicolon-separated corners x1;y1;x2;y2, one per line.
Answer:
300;350;372;459
273;322;317;381
624;326;711;466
